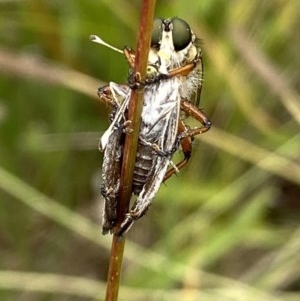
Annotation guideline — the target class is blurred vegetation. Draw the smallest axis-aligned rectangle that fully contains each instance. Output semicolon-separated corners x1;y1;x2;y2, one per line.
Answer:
0;0;300;300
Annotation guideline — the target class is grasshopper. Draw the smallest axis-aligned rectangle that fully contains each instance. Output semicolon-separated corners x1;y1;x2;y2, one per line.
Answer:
91;17;211;235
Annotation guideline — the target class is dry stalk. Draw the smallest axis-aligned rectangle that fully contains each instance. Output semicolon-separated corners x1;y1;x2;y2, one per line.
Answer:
104;1;157;300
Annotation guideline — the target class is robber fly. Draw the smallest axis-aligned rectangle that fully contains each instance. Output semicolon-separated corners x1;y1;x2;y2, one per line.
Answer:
91;17;211;235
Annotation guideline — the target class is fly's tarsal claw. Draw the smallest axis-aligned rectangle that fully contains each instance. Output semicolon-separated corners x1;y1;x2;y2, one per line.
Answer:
150;143;177;157
169;160;180;174
128;71;143;90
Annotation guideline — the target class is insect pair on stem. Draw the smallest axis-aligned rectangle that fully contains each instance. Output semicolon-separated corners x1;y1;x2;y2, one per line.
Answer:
91;17;211;236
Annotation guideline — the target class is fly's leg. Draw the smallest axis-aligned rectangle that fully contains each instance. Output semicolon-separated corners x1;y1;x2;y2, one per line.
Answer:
166;59;201;77
124;47;167;89
126;48;201;89
127;59;200;89
123;46;201;78
123;47;136;68
163;100;211;180
180;99;211;137
124;47;153;89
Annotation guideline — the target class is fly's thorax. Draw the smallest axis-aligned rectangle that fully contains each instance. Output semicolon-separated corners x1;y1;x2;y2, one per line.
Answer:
137;77;180;166
149;19;203;100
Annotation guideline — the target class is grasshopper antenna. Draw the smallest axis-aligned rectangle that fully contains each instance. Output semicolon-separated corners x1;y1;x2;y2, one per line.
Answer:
89;35;124;54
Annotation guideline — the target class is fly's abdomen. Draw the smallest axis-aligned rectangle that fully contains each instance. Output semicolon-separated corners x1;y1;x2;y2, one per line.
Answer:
132;144;154;195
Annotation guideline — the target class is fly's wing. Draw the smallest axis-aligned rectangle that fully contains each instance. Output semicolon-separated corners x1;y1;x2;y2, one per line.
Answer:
118;147;172;235
141;79;180;148
118;81;181;235
131;154;170;218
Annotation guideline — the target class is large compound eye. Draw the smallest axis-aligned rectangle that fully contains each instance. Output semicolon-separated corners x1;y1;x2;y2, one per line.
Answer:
172;18;192;51
151;18;163;48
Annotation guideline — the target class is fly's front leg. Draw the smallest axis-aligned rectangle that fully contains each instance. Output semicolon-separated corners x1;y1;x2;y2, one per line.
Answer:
124;47;149;89
126;48;200;89
167;59;200;78
159;49;202;79
128;59;201;90
123;47;136;68
180;99;211;138
127;64;162;89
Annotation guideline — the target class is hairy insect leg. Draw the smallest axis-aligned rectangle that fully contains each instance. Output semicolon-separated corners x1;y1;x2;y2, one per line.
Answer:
126;47;201;90
163;100;211;180
123;47;136;68
180;99;211;137
167;60;200;77
127;57;201;90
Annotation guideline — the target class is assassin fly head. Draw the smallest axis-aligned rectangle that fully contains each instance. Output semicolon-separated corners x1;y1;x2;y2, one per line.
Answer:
149;18;201;70
151;18;193;51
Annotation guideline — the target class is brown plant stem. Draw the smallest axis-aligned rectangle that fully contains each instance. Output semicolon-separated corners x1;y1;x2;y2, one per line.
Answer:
104;1;156;301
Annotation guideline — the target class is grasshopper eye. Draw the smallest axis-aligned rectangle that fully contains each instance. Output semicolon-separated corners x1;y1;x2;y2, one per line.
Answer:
172;18;192;51
151;18;163;48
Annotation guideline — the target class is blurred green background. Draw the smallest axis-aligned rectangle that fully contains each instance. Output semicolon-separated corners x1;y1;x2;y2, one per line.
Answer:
0;0;300;300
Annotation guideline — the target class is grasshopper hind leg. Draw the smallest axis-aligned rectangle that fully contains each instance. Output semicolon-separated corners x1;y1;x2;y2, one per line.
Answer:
101;187;118;234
